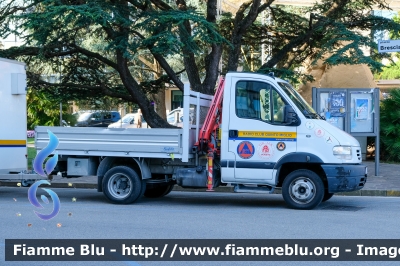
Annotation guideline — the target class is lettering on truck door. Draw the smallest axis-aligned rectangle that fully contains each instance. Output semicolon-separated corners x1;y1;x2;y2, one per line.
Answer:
227;79;297;184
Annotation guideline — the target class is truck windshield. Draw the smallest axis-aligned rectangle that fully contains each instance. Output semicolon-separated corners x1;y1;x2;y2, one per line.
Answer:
277;82;321;119
77;113;92;122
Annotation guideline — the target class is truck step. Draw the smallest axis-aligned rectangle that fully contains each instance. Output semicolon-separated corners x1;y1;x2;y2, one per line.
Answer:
233;184;274;194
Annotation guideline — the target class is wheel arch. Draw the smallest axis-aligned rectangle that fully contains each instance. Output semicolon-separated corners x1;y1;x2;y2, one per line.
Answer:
97;157;151;192
274;153;326;188
102;165;144;204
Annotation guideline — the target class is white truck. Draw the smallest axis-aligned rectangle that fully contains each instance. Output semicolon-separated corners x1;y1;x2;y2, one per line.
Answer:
34;72;367;210
0;58;45;184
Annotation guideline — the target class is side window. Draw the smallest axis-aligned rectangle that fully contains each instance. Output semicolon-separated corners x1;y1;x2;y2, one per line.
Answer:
236;81;264;119
167;112;176;124
103;113;112;120
92;113;101;121
235;80;287;124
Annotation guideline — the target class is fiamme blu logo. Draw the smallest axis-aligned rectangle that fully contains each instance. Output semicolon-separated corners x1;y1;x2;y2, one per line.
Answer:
28;130;60;221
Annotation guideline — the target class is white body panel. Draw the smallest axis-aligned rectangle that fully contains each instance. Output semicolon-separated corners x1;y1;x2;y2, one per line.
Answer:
296;119;362;164
220;72;361;184
36;126;195;160
222;75;297;184
0;58;27;174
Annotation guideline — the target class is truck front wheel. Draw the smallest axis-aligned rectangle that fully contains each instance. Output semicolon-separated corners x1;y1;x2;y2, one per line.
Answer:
102;166;145;204
282;169;324;210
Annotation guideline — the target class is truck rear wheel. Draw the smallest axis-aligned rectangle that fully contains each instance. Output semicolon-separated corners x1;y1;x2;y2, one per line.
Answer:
102;166;144;204
144;184;174;198
322;192;334;202
282;169;324;210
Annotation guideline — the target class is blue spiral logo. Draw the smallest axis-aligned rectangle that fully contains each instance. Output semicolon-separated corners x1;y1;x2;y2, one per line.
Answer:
28;180;60;220
33;130;59;177
30;130;60;220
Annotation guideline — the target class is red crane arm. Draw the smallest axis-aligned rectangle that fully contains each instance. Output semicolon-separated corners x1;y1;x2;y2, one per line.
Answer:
195;76;225;153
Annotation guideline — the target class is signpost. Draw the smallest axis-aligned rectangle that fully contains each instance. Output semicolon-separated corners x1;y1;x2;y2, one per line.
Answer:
378;40;400;53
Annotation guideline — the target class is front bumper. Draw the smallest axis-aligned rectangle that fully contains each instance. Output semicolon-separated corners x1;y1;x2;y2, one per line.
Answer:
321;164;367;193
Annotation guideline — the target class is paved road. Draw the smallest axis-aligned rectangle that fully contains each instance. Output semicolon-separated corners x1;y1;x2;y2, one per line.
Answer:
1;187;400;266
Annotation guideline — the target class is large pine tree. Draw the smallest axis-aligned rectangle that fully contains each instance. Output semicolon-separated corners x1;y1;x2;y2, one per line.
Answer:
1;0;399;127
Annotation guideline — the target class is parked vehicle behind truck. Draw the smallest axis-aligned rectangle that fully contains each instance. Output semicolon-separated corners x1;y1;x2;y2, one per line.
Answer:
75;111;120;127
108;112;148;128
35;72;367;209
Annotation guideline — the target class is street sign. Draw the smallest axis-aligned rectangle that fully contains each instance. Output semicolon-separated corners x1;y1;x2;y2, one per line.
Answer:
378;39;400;53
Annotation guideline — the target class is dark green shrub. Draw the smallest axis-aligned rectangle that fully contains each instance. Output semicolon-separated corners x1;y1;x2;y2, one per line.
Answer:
380;89;400;162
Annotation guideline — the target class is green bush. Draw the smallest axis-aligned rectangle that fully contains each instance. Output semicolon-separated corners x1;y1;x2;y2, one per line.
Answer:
380;89;400;162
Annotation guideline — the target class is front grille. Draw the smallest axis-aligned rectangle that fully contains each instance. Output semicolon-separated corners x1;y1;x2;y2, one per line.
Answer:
359;177;366;187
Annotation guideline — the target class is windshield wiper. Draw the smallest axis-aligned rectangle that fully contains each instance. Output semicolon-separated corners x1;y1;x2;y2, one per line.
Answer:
315;113;325;120
303;111;323;120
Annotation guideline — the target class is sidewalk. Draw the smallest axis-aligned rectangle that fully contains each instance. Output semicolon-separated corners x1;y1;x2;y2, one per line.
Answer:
349;160;400;196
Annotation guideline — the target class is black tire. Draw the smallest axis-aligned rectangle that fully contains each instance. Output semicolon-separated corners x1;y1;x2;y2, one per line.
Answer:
164;184;174;196
144;184;174;198
102;166;143;204
282;169;324;210
322;192;334;202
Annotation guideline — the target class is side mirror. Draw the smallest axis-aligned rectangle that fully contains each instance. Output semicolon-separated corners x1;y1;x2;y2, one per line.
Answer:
130;119;134;124
283;105;299;126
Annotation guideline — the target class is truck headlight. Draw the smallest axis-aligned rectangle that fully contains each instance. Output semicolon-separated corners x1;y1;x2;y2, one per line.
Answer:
333;146;352;160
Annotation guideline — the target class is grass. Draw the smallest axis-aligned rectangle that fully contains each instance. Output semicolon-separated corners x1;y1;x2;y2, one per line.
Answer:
27;138;36;170
27;147;36;170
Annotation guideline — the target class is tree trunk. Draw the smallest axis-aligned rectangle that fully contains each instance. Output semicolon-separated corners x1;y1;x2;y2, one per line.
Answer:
151;89;167;119
116;52;173;128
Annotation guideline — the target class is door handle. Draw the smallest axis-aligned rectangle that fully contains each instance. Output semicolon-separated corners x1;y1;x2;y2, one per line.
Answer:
229;130;238;138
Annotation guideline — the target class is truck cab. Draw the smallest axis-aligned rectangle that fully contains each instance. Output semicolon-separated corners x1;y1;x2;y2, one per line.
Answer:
220;72;366;208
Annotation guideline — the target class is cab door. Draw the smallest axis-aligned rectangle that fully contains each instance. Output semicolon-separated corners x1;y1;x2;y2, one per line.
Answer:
227;78;297;184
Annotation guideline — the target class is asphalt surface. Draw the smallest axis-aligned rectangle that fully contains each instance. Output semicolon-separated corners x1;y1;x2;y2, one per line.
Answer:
2;189;400;266
3;159;398;197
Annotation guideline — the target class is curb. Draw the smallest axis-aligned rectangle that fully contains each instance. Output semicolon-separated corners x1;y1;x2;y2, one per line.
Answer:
1;181;400;197
0;181;98;189
171;186;400;197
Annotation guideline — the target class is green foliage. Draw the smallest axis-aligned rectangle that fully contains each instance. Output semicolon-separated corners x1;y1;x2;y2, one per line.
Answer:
27;147;36;170
376;60;400;80
26;89;70;129
380;89;400;161
11;0;225;99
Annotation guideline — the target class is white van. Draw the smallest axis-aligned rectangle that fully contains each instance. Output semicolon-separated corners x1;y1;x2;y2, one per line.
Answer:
108;113;148;128
167;108;194;127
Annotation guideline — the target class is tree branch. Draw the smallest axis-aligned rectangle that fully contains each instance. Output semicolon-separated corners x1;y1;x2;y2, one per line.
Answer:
70;44;118;69
149;0;173;11
29;73;134;101
175;0;202;91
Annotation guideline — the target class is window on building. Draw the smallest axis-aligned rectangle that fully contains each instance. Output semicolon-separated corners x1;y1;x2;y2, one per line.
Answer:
171;90;183;109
